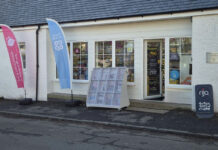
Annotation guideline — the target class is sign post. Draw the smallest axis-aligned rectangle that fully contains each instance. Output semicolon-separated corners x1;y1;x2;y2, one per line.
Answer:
195;84;214;119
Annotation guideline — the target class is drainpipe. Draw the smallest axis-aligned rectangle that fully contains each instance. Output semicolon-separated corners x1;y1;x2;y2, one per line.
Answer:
36;25;40;102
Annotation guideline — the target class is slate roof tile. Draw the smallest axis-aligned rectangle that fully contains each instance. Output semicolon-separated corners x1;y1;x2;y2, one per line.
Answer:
0;0;218;27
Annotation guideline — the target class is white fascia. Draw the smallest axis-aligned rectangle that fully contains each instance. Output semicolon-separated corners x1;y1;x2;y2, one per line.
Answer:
58;9;218;28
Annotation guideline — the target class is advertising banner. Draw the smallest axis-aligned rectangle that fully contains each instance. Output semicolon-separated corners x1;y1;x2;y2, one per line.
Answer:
195;84;214;118
87;67;130;110
46;19;71;89
0;24;24;88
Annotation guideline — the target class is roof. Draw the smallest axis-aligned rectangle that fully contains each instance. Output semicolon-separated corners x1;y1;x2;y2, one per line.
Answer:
1;0;218;27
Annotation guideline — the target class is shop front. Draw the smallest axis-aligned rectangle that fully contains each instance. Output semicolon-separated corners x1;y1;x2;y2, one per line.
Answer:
45;18;193;105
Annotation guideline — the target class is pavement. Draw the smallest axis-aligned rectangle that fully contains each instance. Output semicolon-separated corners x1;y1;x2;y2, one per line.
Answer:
0;99;218;139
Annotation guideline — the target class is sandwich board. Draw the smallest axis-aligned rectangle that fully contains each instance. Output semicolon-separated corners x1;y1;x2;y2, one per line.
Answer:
86;67;130;110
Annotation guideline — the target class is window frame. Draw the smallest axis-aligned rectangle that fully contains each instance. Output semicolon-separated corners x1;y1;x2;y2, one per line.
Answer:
115;40;135;83
166;36;192;89
72;41;89;81
95;41;113;68
55;41;89;83
18;42;26;71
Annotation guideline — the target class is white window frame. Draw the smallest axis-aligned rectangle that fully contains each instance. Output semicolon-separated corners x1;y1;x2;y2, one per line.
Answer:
166;36;192;89
18;42;26;71
55;41;89;83
94;39;135;84
115;40;135;83
95;41;113;68
72;41;89;82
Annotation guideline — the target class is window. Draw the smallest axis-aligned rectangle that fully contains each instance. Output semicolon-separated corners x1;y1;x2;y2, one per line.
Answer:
169;38;192;85
115;40;134;82
73;42;88;80
19;42;26;69
56;43;70;79
95;41;112;68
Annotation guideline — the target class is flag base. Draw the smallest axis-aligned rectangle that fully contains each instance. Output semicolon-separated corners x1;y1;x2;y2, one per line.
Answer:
19;98;33;105
65;100;84;107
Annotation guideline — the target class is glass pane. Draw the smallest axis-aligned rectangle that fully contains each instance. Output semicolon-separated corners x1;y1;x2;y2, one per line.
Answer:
104;41;112;54
170;38;181;54
81;55;88;68
127;69;134;82
169;38;192;85
67;43;70;55
73;55;80;67
104;55;112;67
80;68;88;80
116;41;124;54
73;43;80;54
181;38;191;54
180;55;192;85
116;55;124;67
73;68;80;79
97;55;103;67
81;42;88;54
22;54;26;68
96;42;103;55
125;40;134;54
125;55;134;68
19;42;26;69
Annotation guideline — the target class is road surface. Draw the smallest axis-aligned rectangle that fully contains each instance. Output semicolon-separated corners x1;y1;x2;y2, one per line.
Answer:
0;115;217;150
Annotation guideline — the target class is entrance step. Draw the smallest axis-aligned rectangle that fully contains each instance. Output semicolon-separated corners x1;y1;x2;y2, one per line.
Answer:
130;99;191;111
47;93;86;103
126;107;169;114
47;93;191;112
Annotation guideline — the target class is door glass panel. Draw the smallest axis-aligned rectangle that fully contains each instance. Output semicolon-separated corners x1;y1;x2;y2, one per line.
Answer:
147;42;160;96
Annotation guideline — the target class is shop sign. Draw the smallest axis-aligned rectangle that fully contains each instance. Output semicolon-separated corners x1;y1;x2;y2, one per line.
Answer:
206;52;218;64
195;84;214;118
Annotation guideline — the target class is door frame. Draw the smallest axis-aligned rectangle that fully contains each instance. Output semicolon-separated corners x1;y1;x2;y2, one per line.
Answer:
143;39;164;100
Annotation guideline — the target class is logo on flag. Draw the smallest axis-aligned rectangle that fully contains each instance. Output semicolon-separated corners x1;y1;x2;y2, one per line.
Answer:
7;36;15;47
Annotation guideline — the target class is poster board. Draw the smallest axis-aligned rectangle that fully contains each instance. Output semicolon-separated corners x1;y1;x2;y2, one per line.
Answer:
86;67;130;110
195;84;214;119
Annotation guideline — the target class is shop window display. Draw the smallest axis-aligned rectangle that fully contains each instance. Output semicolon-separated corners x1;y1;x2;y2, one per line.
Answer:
115;40;134;82
169;38;192;85
95;41;112;68
73;42;88;80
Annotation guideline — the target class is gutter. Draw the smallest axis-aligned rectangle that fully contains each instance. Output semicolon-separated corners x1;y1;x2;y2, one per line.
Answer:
36;25;40;102
8;7;218;28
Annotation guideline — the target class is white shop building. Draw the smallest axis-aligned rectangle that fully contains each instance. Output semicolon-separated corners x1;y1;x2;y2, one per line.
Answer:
0;1;218;112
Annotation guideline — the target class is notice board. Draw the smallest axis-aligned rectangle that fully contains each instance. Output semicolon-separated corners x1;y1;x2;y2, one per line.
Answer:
86;67;130;110
195;84;214;118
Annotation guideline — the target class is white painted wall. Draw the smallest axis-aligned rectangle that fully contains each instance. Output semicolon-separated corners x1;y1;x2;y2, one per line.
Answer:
192;14;218;112
0;29;36;100
47;18;192;102
37;28;49;101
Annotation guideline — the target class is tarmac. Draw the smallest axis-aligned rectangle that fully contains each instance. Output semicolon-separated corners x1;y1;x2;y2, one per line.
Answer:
0;99;218;139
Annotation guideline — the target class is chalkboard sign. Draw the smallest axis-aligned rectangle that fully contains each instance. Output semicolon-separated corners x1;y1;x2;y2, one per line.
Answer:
195;84;214;119
86;67;130;110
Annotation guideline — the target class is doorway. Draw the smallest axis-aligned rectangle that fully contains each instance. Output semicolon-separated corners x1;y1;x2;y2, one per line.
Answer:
144;39;165;100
